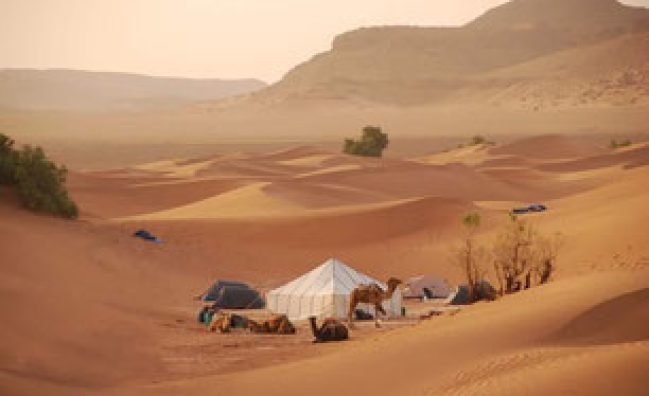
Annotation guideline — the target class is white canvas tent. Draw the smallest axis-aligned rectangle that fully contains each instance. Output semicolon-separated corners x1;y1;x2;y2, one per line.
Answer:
266;258;402;321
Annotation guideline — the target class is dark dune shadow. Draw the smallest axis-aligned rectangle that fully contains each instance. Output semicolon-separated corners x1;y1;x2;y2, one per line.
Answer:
546;288;649;346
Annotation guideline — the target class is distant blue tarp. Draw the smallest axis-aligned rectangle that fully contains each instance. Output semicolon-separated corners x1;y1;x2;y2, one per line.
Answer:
133;229;162;244
512;204;547;215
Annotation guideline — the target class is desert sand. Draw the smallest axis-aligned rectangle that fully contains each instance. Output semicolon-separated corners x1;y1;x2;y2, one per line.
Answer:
2;133;648;396
2;0;649;394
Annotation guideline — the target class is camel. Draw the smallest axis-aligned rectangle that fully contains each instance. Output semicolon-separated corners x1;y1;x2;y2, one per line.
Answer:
248;314;296;335
308;316;348;343
208;311;233;333
348;277;402;328
210;312;295;335
207;311;249;333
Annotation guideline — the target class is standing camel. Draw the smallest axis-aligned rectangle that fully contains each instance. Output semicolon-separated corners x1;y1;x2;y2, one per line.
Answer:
347;277;402;328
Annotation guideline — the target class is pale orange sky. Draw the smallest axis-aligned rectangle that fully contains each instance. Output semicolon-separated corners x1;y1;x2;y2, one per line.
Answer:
1;0;648;82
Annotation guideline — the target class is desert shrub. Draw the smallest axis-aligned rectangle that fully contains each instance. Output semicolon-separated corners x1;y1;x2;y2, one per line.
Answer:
452;212;561;302
12;144;78;218
461;135;495;147
492;214;561;295
610;138;632;149
343;126;389;157
0;133;18;185
453;212;489;303
471;135;487;146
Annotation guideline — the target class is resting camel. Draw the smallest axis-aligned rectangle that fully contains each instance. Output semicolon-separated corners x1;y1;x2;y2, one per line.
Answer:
309;316;348;343
207;311;249;333
208;311;233;333
348;277;402;328
248;314;296;335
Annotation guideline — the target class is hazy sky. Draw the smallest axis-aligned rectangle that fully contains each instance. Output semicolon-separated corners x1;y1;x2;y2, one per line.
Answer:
2;0;648;82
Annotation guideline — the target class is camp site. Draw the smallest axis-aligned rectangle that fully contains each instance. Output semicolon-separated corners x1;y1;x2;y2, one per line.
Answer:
4;0;649;395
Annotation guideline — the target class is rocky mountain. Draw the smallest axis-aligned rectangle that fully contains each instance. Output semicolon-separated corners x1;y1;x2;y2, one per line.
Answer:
3;0;648;142
250;0;649;107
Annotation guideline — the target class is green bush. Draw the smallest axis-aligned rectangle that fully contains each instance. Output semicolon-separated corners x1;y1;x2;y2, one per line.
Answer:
471;135;487;146
343;126;389;157
610;138;632;149
0;133;78;218
0;134;18;185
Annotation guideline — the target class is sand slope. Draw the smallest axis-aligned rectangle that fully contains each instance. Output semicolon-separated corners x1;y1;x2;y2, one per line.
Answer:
109;271;649;396
2;133;649;395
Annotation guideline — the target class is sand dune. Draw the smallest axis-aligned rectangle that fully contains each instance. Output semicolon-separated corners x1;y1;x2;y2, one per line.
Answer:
125;193;471;251
536;166;649;275
126;182;304;219
296;161;521;201
68;172;245;218
111;145;574;219
436;342;649;396
132;158;216;178
279;154;336;167
442;287;649;396
415;144;492;166
540;142;649;172
3;1;649;394
0;195;191;394
108;271;649;396
489;134;608;160
3;132;649;396
548;288;649;345
196;158;297;179
256;145;330;162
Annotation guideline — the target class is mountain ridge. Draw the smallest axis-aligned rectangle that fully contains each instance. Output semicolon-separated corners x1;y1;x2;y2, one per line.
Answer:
246;0;649;106
0;68;267;111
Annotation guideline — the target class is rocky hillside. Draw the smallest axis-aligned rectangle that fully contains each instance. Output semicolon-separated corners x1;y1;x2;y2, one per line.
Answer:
252;0;649;107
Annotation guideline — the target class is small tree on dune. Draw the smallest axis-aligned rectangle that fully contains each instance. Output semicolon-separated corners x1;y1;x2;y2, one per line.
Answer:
610;138;632;149
492;214;561;295
14;145;79;218
343;125;389;157
0;133;79;219
453;211;488;302
0;133;18;185
492;214;533;295
471;135;487;146
451;211;561;303
532;232;562;285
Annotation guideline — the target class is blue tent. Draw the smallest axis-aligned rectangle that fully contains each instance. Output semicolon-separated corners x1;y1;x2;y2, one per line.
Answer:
202;279;249;301
211;286;265;309
512;204;548;215
133;229;162;243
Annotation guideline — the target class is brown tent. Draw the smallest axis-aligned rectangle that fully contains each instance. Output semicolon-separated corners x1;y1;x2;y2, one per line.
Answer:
403;275;451;299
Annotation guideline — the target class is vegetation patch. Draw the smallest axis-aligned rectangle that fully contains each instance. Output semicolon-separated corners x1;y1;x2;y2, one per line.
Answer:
343;126;389;158
454;212;561;303
610;138;632;149
0;133;78;218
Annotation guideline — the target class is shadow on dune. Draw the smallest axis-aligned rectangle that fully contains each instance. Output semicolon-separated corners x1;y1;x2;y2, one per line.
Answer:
546;288;649;346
